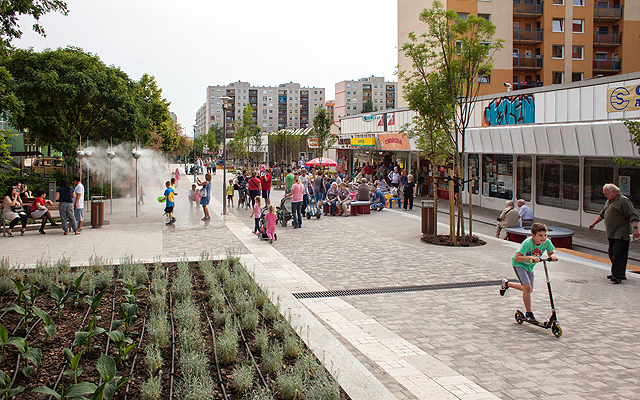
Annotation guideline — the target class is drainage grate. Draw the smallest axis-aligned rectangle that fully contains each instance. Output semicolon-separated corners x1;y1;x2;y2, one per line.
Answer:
293;280;502;299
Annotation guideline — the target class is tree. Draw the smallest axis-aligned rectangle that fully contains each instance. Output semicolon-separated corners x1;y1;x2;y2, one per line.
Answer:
207;125;223;153
311;106;335;164
361;99;374;114
229;103;259;165
134;73;176;152
399;0;503;241
613;119;640;167
0;0;68;52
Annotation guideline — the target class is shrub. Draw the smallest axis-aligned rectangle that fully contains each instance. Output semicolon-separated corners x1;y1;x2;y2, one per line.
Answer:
303;372;340;400
255;326;269;355
148;315;170;349
140;375;162;400
144;344;163;374
283;334;302;359
277;369;303;400
233;363;254;395
295;350;321;381
216;323;238;365
263;299;281;322
263;341;283;375
273;319;292;340
241;307;259;332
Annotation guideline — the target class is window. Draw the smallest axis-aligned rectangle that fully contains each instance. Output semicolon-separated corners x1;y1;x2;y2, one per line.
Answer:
552;45;564;59
537;157;579;210
584;159;640;214
552;72;564;84
457;12;468;20
552;18;564;32
482;154;513;199
573;19;584;33
346;84;351;88
478;74;491;83
572;72;583;82
516;156;532;202
573;0;584;5
478;13;490;21
553;0;564;4
595;52;608;60
353;99;357;103
482;42;491;56
346;91;350;95
572;45;584;59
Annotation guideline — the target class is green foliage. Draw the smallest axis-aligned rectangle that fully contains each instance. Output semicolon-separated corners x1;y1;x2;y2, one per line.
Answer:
0;322;26;363
105;330;136;367
233;363;255;395
283;334;302;358
93;355;130;400
311;107;336;162
277;369;303;400
255;326;269;355
63;347;84;384
112;302;138;334
11;337;42;377
229;103;260;161
263;341;283;375
295;350;321;381
140;375;162;400
361;99;374;113
0;369;23;399
83;289;105;330
0;0;68;52
75;324;106;354
216;323;238;365
269;129;305;164
33;381;97;400
33;306;56;341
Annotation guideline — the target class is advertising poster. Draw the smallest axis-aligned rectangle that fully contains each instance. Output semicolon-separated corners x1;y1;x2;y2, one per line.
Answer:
619;175;631;196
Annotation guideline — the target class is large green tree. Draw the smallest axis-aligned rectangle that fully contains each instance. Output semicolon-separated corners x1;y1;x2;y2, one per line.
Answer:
229;103;259;165
0;0;68;51
399;0;503;240
311;106;335;164
361;99;374;114
134;73;177;152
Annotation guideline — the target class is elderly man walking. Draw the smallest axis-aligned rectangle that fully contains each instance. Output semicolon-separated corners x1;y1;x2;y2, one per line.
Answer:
518;199;534;227
589;183;640;284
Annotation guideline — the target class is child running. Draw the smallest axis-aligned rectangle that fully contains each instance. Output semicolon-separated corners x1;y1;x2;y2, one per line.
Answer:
266;204;277;244
500;222;558;324
163;181;176;225
227;179;235;208
250;196;262;234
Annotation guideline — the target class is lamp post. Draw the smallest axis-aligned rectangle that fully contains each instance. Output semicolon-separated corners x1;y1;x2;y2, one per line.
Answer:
107;151;116;214
219;96;232;215
84;151;93;210
132;150;141;217
192;124;197;182
76;150;85;212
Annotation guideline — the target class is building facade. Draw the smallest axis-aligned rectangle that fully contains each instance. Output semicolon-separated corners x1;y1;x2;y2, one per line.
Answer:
195;82;325;139
398;0;640;105
334;76;397;123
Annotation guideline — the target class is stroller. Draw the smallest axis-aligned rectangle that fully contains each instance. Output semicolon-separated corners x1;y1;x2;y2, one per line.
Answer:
277;196;293;227
256;207;277;241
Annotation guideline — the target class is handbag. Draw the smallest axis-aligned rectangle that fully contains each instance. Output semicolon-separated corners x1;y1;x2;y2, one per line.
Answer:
199;188;206;198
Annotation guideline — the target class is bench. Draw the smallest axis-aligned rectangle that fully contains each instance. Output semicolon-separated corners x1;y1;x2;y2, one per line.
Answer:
350;200;371;216
1;201;61;237
505;226;574;249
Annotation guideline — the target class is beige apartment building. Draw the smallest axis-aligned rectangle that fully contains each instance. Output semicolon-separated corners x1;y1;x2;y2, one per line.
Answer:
398;0;640;104
334;76;397;123
195;82;326;138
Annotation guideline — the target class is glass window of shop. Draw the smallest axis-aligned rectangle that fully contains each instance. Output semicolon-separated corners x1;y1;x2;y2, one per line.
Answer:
584;159;640;214
536;157;579;210
516;156;532;202
468;154;479;194
482;154;513;199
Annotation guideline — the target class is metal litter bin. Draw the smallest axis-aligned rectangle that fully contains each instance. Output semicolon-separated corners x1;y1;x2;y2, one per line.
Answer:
421;200;435;235
91;196;105;228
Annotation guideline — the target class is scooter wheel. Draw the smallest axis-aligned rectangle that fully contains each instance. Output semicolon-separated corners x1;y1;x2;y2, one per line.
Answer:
316;212;321;219
515;310;525;324
551;323;562;338
307;213;311;219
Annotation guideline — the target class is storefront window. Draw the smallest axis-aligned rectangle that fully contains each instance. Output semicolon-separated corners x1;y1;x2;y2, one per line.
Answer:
536;157;579;210
584;159;640;214
468;154;479;194
516;156;532;202
482;154;513;199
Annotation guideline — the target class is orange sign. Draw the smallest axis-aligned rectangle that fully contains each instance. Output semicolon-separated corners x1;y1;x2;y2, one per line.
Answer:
307;138;319;148
379;133;410;150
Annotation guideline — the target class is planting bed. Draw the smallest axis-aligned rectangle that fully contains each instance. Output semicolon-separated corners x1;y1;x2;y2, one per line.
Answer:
0;255;350;400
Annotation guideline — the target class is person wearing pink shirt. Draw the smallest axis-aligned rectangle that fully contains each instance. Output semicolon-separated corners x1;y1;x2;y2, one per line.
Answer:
286;177;305;229
265;204;277;243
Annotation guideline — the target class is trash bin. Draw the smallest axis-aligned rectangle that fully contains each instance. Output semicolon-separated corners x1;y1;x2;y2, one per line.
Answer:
421;200;435;235
91;196;105;228
48;181;57;202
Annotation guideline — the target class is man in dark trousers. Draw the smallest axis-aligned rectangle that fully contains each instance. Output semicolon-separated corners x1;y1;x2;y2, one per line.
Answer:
589;183;640;284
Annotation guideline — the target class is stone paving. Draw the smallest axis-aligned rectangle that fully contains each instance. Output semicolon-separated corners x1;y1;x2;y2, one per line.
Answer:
2;166;640;399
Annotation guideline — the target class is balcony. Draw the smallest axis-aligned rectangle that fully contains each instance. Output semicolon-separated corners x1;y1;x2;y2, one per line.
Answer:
513;28;543;43
513;0;543;17
513;81;543;90
594;4;623;21
593;32;622;47
513;55;543;69
593;58;621;72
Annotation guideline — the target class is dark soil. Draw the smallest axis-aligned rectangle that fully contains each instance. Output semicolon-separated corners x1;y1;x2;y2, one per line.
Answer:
421;234;486;247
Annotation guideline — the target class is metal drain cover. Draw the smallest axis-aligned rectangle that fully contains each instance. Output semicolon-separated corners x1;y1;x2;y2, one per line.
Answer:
565;279;588;284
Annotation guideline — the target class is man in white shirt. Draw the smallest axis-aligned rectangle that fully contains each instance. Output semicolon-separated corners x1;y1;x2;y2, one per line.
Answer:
73;177;85;231
188;184;199;209
518;199;534;227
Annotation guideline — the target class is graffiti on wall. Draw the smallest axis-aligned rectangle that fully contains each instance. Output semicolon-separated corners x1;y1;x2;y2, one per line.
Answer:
482;94;534;126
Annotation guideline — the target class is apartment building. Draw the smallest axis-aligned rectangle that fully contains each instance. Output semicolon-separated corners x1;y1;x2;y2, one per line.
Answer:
196;82;325;138
398;0;640;104
334;76;397;123
325;100;335;122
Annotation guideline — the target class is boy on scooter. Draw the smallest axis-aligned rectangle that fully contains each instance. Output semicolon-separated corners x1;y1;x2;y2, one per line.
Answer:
500;223;558;324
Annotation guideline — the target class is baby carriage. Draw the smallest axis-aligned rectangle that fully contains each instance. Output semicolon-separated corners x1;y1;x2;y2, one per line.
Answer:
256;207;277;241
277;196;293;227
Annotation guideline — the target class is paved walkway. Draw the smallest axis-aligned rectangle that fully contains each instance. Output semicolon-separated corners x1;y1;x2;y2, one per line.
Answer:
3;166;640;399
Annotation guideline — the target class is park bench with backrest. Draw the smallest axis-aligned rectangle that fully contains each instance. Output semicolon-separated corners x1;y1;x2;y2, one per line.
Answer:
1;201;61;237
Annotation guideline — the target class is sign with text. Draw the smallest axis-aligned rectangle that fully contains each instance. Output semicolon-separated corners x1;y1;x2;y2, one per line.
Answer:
379;133;410;150
607;84;640;112
350;137;375;146
307;138;319;148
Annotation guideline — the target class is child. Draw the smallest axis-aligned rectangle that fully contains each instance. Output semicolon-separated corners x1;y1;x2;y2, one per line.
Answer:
266;204;277;243
174;168;180;187
500;223;558;324
170;177;176;189
188;184;199;209
138;186;145;205
163;181;177;225
227;179;235;208
250;196;262;234
403;174;415;211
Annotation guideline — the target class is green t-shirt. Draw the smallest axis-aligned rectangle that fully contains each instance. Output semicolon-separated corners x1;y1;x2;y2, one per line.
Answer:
512;237;555;272
285;173;294;190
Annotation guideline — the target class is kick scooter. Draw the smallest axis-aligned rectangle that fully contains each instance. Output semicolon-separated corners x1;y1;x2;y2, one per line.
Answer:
514;258;562;338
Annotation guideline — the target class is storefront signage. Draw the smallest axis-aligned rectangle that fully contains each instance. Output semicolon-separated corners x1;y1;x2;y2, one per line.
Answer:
307;138;319;148
619;175;631;196
608;84;640;112
362;115;374;121
350;137;375;146
379;133;410;150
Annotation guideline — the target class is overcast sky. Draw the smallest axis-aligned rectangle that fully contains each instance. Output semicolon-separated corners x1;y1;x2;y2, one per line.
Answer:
14;0;398;135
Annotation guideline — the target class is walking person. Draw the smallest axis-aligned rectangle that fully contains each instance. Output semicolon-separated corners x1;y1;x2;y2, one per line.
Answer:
250;196;262;234
72;177;85;232
518;199;534;227
163;180;176;225
286;176;304;229
589;183;640;284
247;170;261;209
56;179;79;235
265;204;277;243
197;173;212;221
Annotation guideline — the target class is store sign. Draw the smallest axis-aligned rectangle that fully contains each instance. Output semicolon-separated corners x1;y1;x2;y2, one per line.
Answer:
362;115;374;121
379;133;410;150
619;175;631;196
307;138;319;148
607;84;640;112
350;138;375;146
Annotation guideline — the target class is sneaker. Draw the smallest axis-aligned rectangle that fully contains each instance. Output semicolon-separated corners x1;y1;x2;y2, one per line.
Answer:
252;231;256;234
525;312;539;324
611;278;623;284
171;217;176;223
270;238;273;244
500;279;509;296
607;275;626;281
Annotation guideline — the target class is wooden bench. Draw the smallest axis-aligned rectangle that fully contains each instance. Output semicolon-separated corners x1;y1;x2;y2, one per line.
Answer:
1;201;61;237
350;200;371;216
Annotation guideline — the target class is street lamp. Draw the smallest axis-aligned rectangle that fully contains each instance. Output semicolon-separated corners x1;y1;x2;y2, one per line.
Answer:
84;151;93;210
219;96;232;215
76;151;85;191
107;151;116;214
132;150;141;218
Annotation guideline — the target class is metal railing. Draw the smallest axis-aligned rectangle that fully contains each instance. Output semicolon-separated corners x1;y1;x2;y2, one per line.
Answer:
593;32;622;46
513;81;544;90
594;4;623;20
513;28;543;42
513;0;543;16
593;58;621;72
513;55;543;69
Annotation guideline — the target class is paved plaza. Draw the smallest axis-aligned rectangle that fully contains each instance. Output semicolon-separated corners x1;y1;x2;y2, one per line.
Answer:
2;166;640;399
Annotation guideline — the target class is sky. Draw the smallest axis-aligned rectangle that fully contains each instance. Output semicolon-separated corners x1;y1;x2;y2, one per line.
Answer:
14;0;398;136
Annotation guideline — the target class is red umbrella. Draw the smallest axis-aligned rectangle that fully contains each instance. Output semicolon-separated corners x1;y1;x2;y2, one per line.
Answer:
305;157;338;167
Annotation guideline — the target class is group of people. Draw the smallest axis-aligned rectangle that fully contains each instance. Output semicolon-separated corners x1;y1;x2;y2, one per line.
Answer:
163;171;213;225
495;199;535;239
2;178;84;236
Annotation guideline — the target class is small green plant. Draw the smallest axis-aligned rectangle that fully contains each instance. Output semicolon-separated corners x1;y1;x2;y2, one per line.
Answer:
63;348;84;384
75;324;106;354
0;369;24;399
283;334;302;358
112;302;138;335
93;355;130;400
49;285;72;320
216;323;238;365
2;278;41;333
263;341;283;375
83;290;106;330
144;344;163;375
255;326;269;355
241;307;259;332
263;299;281;322
32;380;97;400
140;375;162;400
121;281;146;304
33;307;56;341
148;315;170;349
12;339;42;377
276;369;302;400
0;323;26;363
304;372;340;400
70;272;86;307
105;330;136;367
233;362;254;395
294;350;320;381
273;319;292;340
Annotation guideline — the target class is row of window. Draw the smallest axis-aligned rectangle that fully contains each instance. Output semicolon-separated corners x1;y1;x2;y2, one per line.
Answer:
209;88;323;95
552;0;586;5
